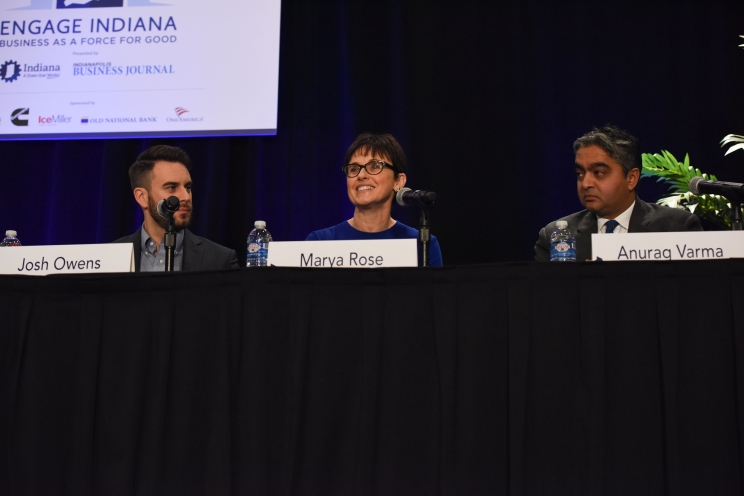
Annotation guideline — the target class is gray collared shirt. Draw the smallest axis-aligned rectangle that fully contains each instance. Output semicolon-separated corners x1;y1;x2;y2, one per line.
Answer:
140;225;185;272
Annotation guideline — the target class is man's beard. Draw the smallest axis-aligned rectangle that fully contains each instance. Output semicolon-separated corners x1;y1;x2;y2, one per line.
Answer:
147;195;192;231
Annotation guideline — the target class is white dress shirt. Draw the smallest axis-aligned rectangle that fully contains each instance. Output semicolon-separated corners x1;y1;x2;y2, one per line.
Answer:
597;200;635;234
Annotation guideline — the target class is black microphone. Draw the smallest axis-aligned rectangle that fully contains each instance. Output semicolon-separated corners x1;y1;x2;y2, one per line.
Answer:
157;196;180;219
396;187;437;207
689;177;744;202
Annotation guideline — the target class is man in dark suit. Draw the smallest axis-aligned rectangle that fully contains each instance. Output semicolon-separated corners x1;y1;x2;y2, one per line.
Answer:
115;145;239;271
535;125;702;261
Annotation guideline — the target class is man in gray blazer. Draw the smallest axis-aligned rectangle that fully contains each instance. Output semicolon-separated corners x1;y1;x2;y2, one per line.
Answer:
115;145;239;271
535;125;702;262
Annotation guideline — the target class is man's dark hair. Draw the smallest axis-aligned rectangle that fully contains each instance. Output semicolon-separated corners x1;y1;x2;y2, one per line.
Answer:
573;125;640;176
128;145;192;191
344;133;407;176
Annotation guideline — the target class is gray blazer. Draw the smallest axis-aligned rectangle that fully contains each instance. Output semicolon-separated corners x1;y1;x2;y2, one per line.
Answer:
115;227;240;271
534;199;703;262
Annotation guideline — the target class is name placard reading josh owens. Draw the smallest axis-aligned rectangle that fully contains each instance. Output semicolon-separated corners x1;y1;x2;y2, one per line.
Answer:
0;244;134;275
267;240;417;268
591;231;744;261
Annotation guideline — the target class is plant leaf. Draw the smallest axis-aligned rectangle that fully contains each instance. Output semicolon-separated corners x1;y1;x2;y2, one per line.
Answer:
724;143;744;156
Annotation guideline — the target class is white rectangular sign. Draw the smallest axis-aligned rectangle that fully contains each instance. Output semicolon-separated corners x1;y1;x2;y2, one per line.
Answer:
267;239;418;268
0;0;281;140
0;243;134;275
592;231;744;261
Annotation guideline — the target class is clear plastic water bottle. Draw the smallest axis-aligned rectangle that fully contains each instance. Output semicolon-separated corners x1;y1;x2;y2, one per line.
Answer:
1;230;21;247
246;220;272;267
549;220;576;262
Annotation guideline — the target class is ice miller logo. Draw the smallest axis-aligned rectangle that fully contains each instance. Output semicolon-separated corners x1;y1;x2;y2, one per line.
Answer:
11;108;29;126
175;107;189;117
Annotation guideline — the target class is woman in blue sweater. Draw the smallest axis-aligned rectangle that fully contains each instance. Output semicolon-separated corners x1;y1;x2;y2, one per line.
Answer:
306;133;443;266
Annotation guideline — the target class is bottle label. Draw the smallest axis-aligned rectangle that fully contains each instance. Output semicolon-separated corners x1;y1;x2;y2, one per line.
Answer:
247;242;261;254
550;241;576;260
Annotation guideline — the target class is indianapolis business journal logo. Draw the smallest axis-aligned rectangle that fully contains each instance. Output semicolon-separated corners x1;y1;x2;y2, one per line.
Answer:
11;108;30;126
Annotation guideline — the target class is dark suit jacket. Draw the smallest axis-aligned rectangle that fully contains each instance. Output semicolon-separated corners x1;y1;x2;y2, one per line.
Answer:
115;227;240;271
535;199;703;262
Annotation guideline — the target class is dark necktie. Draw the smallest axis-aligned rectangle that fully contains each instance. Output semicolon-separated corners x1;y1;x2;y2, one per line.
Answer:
604;220;619;233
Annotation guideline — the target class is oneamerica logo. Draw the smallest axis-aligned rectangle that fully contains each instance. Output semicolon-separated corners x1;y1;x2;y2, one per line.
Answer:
167;107;204;122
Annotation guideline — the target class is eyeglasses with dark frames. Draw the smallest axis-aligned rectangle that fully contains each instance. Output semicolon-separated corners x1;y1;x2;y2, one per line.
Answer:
342;159;395;178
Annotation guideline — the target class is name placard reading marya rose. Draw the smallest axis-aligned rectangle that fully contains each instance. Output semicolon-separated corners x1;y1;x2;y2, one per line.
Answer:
592;231;744;261
0;244;134;275
268;239;417;268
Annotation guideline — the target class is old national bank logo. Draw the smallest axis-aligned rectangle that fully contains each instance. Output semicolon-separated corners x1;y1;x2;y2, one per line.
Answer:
57;0;123;8
1;61;21;83
167;107;203;123
80;115;158;124
11;108;29;126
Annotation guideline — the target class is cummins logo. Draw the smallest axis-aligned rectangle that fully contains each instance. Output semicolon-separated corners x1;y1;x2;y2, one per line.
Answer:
11;108;29;126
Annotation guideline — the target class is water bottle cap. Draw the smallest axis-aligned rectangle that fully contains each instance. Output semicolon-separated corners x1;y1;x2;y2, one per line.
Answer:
5;230;16;238
254;220;266;229
556;220;568;229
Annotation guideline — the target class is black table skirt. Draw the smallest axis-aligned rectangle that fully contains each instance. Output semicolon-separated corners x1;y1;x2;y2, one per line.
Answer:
2;260;744;495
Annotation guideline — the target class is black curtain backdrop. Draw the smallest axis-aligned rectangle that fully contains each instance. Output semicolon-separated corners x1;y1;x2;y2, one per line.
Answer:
2;0;744;264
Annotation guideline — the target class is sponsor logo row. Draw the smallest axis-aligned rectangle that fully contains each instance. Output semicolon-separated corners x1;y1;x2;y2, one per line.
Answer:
5;107;204;127
1;59;176;83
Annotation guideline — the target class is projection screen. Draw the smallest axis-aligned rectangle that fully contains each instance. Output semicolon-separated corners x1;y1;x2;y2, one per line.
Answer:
0;0;281;140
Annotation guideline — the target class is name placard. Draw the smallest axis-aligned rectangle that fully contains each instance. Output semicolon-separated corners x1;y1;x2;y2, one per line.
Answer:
267;239;417;268
591;231;744;261
0;244;134;275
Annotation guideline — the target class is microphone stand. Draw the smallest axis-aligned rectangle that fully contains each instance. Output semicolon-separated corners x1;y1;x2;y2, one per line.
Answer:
164;214;176;272
732;201;743;231
419;207;431;267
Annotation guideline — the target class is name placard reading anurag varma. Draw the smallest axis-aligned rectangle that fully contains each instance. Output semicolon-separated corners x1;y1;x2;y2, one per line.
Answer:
591;231;744;261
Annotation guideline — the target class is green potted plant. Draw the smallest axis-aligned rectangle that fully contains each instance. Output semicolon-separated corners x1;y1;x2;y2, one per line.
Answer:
641;150;732;229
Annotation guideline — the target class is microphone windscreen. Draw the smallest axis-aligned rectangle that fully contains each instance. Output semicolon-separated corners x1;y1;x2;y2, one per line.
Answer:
689;176;703;195
157;199;168;219
396;187;412;206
